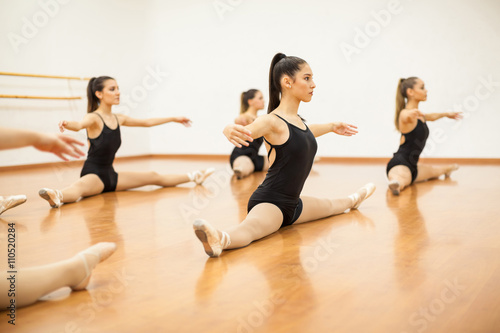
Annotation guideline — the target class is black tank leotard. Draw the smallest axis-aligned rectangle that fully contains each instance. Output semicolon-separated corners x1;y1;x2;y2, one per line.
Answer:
80;113;122;193
386;119;429;183
229;137;265;171
247;114;317;228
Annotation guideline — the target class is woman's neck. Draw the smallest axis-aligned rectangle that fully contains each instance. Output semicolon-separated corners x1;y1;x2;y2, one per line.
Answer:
96;103;112;114
245;106;258;118
276;93;300;116
406;99;420;110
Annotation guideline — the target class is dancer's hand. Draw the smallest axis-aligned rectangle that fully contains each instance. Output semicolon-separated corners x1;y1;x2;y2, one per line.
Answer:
58;120;68;133
332;122;358;136
223;124;253;148
446;112;463;120
173;117;192;127
34;133;85;161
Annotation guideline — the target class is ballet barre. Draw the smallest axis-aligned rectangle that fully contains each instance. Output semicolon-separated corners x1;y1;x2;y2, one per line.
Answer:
0;94;81;100
0;71;90;81
0;71;88;100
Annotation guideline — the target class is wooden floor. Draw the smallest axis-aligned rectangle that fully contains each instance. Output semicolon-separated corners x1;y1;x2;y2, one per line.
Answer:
0;156;499;333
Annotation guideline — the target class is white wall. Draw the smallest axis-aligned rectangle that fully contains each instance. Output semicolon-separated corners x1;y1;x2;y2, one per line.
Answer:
0;0;157;166
1;0;499;167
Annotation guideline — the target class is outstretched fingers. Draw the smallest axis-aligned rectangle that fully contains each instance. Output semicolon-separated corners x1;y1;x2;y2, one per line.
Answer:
58;135;85;159
224;124;253;148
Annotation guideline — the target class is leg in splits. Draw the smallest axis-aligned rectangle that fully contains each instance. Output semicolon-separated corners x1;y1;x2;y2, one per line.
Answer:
387;163;459;195
193;183;375;257
193;203;283;257
116;171;200;191
233;156;269;179
387;165;413;195
0;242;116;308
39;175;104;207
414;163;459;183
39;168;214;207
232;156;256;179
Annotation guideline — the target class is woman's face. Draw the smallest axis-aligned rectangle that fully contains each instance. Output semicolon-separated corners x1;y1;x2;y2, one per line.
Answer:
287;63;316;103
248;91;265;110
408;78;427;102
97;79;120;105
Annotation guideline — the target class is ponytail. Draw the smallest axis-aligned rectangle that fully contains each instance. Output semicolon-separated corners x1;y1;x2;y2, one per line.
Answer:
86;76;114;113
240;89;259;114
395;77;418;130
267;53;307;114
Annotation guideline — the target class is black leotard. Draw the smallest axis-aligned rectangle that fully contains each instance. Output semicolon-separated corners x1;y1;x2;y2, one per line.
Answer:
80;113;122;193
386;119;429;183
247;114;317;228
229;137;265;171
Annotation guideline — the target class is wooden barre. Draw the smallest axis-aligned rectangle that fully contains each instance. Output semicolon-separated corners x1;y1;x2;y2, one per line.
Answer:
0;94;81;100
0;71;90;81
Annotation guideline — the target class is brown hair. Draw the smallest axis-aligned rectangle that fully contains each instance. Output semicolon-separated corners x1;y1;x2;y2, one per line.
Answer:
268;52;307;114
240;89;259;114
87;76;114;113
395;77;418;130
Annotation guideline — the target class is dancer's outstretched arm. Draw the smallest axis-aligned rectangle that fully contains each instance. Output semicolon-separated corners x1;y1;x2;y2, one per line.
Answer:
223;114;278;148
58;114;100;133
309;122;358;138
0;127;84;161
118;115;192;128
424;111;462;121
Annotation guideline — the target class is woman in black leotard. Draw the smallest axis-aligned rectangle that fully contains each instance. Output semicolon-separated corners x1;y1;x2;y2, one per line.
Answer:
386;77;462;195
38;76;214;208
229;89;269;179
192;53;376;257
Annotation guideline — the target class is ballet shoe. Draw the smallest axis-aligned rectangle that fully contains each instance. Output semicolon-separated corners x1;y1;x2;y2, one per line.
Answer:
39;188;63;208
445;164;459;178
188;168;215;185
350;183;376;210
71;242;117;291
388;180;401;195
193;219;230;258
0;195;27;215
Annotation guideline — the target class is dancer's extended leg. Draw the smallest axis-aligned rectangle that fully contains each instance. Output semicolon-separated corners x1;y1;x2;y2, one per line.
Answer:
193;203;283;257
116;168;214;191
414;163;459;183
387;165;412;195
40;175;104;207
232;156;255;179
0;242;116;308
295;183;375;224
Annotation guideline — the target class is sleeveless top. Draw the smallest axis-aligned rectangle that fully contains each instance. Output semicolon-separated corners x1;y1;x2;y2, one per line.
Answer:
395;119;429;166
258;114;317;199
86;113;121;166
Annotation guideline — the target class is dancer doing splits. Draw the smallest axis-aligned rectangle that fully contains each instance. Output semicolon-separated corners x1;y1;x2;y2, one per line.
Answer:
386;77;462;195
229;89;269;179
193;53;375;257
39;76;214;207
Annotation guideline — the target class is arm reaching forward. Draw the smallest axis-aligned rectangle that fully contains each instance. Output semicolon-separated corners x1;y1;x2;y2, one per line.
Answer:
308;122;358;138
0;127;84;161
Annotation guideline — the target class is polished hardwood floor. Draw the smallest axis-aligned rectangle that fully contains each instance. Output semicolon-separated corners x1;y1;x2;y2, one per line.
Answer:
0;156;499;333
